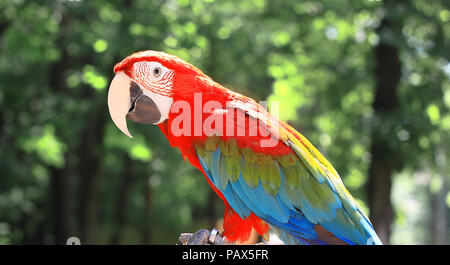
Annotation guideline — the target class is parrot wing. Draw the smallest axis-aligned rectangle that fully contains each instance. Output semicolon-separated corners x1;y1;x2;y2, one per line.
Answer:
193;99;381;245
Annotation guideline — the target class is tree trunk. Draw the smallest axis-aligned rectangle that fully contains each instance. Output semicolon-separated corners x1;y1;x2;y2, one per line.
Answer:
79;106;107;244
432;148;448;244
50;162;72;244
432;180;448;244
141;183;153;245
48;6;74;244
368;0;403;244
111;155;134;245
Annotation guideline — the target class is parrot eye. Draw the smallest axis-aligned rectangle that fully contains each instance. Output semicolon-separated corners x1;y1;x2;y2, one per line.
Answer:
153;67;162;78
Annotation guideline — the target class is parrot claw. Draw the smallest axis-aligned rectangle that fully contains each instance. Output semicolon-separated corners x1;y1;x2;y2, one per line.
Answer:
177;228;231;245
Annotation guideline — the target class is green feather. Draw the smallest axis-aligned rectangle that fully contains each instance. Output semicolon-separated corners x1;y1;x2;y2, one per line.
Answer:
259;160;281;196
307;179;338;210
240;147;257;163
195;145;212;168
218;155;229;190
240;159;259;187
225;155;240;183
205;136;220;151
280;166;300;189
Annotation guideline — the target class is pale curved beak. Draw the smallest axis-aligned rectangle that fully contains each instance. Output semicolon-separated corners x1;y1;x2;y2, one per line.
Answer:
107;71;162;138
108;72;133;138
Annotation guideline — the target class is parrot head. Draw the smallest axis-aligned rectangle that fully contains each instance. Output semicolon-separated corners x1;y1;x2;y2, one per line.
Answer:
107;50;206;138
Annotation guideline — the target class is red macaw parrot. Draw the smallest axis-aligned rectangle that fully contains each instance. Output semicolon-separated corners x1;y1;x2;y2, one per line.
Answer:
107;50;381;245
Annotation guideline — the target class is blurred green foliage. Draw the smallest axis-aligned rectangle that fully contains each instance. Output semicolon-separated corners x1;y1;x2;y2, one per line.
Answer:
0;0;449;244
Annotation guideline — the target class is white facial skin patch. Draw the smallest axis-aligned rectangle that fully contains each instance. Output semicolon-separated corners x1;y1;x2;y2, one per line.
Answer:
132;61;175;123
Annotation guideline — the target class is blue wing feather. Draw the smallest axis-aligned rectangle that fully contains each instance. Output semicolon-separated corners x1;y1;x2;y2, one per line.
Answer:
195;135;381;245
